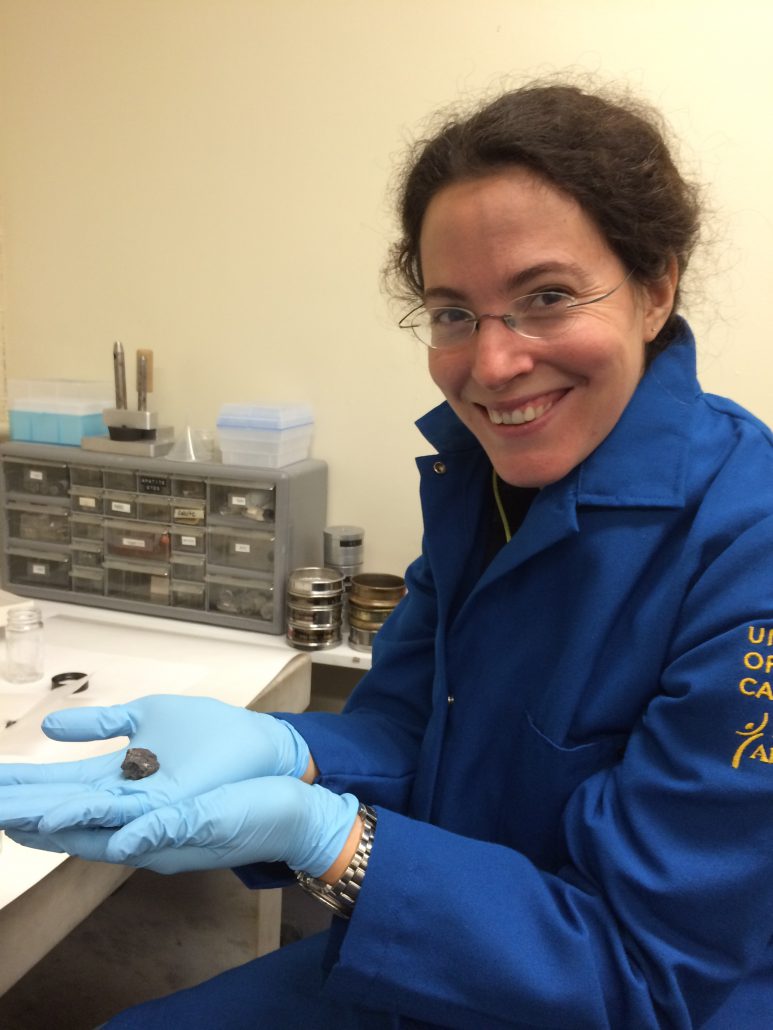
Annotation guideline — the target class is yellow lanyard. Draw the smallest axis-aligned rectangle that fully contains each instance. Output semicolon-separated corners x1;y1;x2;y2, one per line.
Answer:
492;467;512;543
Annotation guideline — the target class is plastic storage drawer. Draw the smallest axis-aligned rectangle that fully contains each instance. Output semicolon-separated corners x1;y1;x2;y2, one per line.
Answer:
171;581;206;610
207;526;274;573
72;567;105;594
207;574;274;621
171;499;206;526
105;559;170;605
70;513;104;543
71;487;104;515
171;526;205;555
70;465;103;489
0;442;326;635
209;482;275;523
171;554;206;582
4;459;69;499
8;547;71;588
137;497;171;523
104;469;137;492
105;521;171;562
72;542;103;568
104;491;138;519
6;502;70;546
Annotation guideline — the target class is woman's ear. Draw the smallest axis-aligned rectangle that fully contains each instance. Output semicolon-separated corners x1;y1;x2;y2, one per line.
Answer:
642;255;679;341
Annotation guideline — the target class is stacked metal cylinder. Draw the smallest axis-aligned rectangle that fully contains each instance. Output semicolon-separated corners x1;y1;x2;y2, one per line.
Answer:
286;527;406;653
285;567;344;651
323;525;364;587
347;573;406;652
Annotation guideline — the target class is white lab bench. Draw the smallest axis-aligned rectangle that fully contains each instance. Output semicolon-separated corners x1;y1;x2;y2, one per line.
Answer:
0;593;346;995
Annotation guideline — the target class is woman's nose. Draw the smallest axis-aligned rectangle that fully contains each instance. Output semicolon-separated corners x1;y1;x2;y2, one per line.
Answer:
468;318;536;389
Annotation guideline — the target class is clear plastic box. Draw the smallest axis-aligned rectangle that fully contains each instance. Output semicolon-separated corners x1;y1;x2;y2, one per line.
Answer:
216;403;313;430
216;404;313;468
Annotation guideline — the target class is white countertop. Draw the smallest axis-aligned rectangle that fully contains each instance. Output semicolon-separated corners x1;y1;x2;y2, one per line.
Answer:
0;595;311;908
0;599;304;758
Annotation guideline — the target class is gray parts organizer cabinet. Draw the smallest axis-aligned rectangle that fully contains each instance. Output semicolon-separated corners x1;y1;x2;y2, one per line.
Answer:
0;442;327;634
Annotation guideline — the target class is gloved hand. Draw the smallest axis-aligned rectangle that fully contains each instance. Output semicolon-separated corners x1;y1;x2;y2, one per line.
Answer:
6;826;116;863
0;695;310;832
10;778;361;877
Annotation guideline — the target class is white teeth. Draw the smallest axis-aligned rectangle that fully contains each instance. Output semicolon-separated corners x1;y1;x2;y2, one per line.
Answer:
487;400;552;426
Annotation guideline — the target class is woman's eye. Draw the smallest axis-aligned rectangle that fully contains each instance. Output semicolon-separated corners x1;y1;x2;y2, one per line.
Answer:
513;290;574;318
529;290;573;309
431;307;473;326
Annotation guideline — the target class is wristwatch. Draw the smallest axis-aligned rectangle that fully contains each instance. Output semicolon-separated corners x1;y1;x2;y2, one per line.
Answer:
295;803;377;919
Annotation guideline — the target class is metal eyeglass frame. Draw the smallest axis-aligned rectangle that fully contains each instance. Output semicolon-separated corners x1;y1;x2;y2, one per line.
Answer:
398;268;636;349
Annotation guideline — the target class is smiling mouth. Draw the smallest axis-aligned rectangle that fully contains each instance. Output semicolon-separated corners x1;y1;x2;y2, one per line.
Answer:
484;390;567;426
487;401;552;425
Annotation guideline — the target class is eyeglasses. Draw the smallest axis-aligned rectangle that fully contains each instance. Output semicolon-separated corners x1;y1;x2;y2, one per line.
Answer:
398;269;635;349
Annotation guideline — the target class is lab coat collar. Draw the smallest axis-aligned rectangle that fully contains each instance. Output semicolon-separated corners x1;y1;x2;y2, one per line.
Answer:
416;317;699;511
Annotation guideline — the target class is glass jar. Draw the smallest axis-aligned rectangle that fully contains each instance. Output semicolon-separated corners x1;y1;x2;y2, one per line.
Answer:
4;604;44;683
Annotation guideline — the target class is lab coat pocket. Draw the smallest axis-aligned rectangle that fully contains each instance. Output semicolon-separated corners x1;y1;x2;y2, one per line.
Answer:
498;712;627;873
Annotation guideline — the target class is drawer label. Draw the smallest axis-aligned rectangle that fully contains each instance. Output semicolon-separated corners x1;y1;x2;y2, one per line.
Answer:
173;507;202;522
79;496;97;508
234;542;251;554
28;470;44;481
121;537;146;549
230;495;247;506
30;563;47;575
181;535;197;548
111;502;132;514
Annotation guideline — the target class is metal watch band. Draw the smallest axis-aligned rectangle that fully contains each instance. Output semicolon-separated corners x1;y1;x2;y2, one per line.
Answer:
295;803;377;919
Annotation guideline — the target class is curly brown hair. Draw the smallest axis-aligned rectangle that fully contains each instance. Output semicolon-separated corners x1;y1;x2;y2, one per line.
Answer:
385;81;703;357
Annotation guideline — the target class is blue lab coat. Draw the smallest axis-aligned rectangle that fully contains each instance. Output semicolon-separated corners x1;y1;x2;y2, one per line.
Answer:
286;320;773;1027
111;321;773;1028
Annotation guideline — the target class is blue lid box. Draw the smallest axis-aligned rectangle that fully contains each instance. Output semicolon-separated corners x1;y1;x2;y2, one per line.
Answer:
9;379;114;446
216;403;314;468
216;403;313;430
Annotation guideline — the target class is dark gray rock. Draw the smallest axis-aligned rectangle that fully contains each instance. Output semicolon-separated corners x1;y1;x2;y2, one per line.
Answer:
121;747;160;780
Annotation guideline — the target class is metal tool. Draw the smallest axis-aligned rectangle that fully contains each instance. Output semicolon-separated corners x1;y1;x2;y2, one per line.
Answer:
113;341;127;410
91;345;172;452
137;348;153;411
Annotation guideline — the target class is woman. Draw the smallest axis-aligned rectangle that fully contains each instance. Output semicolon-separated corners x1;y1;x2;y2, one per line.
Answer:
2;81;773;1028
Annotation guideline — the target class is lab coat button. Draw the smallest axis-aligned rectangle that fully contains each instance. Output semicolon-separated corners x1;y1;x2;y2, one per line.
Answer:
433;461;447;475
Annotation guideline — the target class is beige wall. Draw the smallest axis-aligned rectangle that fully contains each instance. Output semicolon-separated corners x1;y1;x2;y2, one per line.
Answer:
1;0;772;574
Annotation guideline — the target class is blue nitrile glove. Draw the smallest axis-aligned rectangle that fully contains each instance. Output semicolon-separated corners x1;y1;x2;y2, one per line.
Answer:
6;826;115;863
9;778;361;877
0;695;310;832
